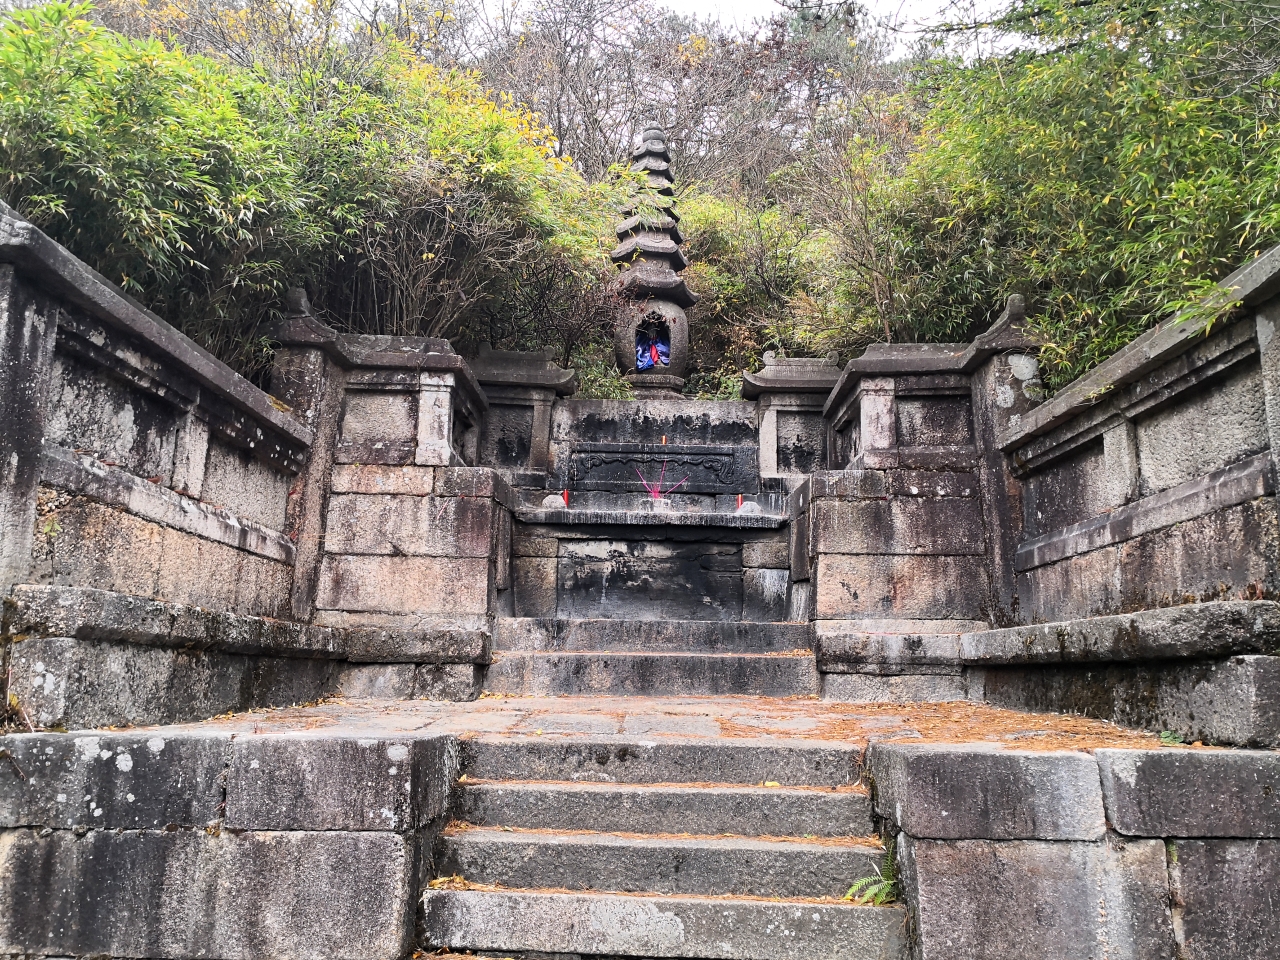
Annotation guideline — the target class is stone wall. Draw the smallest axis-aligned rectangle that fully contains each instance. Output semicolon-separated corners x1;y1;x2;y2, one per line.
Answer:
0;207;506;725
869;742;1280;960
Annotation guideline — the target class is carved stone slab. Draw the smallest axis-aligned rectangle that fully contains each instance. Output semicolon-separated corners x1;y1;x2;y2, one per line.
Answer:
563;442;759;494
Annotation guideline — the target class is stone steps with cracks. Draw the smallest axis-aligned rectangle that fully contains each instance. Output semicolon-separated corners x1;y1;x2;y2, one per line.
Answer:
484;651;821;697
459;780;874;837
422;888;908;960
460;736;863;787
494;617;815;654
438;826;882;898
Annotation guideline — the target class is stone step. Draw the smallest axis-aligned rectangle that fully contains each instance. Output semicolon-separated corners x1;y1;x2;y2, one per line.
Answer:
484;651;821;697
493;617;814;654
423;888;908;960
461;736;861;787
438;826;882;898
459;780;874;837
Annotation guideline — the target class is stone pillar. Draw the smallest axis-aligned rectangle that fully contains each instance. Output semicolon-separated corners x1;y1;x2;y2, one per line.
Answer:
1256;299;1280;477
0;265;57;595
968;296;1042;625
268;300;347;621
742;353;841;478
417;372;458;466
855;377;897;469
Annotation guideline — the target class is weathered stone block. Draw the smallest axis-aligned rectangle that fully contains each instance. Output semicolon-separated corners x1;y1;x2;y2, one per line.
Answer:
816;622;963;671
903;835;1174;960
416;662;484;700
742;567;788;622
1097;749;1280;837
812;498;985;555
7;584;346;657
1136;362;1268;497
0;827;414;960
314;555;490;615
511;531;559;558
1175;839;1280;960
435;466;518;508
814;554;989;620
0;732;228;829
328;662;418;699
423;888;906;960
822;671;975;702
329;464;434;495
225;734;455;830
557;540;744;621
8;636;332;729
324;494;495;556
960;601;1280;664
513;556;557;618
982;655;1280;748
871;744;1106;840
338;391;417;446
35;497;294;618
342;623;488;663
200;437;290;530
742;540;790;568
1018;498;1279;622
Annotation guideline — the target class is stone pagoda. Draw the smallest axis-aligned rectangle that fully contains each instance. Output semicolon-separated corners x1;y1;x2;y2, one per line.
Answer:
611;122;697;398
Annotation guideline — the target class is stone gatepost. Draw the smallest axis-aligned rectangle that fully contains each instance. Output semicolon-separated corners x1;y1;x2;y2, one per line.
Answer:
469;343;578;488
742;352;841;478
966;295;1043;625
0;258;57;595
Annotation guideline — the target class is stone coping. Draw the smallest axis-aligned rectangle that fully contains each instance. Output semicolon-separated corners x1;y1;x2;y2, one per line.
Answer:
1012;452;1274;571
41;445;296;563
822;298;1035;416
0;201;312;448
1001;243;1280;449
870;741;1280;840
959;600;1280;665
812;602;1280;670
2;584;488;664
514;507;787;529
269;312;488;412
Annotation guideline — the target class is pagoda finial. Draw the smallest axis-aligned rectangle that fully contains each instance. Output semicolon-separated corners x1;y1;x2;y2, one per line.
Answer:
611;122;697;398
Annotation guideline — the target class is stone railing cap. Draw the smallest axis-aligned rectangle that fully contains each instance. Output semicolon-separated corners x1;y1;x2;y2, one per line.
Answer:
0;201;312;447
1000;245;1280;451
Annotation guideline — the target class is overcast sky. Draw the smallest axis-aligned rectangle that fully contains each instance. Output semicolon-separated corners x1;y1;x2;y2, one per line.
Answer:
655;0;942;36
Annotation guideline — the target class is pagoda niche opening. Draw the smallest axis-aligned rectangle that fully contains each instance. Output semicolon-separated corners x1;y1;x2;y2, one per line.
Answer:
635;312;671;371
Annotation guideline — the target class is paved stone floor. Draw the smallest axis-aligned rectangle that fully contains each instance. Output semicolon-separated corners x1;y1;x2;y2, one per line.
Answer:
172;695;1165;751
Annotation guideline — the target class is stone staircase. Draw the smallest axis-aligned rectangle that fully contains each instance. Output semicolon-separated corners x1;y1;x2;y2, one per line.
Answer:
424;731;907;959
485;617;821;697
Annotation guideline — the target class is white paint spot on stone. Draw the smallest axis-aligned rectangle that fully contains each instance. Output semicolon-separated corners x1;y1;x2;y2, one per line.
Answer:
127;793;135;803
357;738;378;748
1008;354;1039;381
99;750;112;761
146;738;166;754
379;807;395;822
115;752;133;772
75;737;101;763
387;766;398;775
92;807;102;818
33;661;45;673
55;794;66;803
250;760;260;769
386;744;409;762
995;383;1016;409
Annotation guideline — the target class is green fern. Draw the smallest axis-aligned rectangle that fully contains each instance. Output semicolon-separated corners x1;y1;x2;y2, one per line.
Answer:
844;839;898;905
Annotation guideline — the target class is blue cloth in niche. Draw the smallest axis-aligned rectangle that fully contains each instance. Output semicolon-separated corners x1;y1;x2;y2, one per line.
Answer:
635;327;671;370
